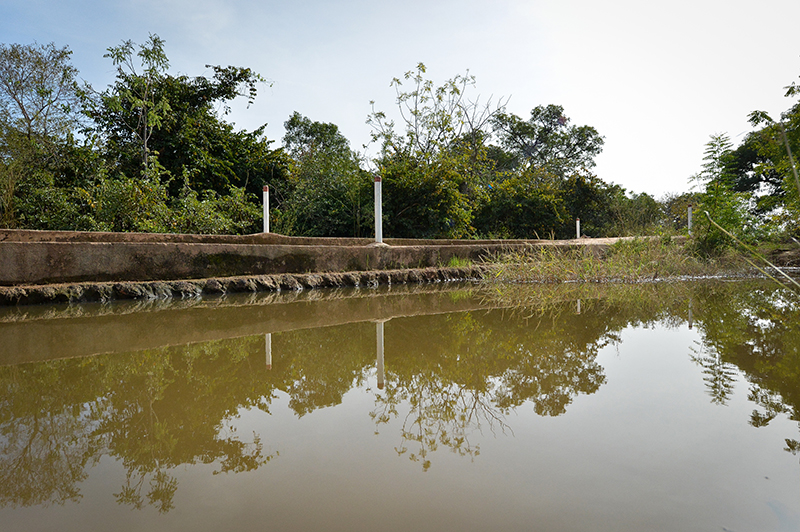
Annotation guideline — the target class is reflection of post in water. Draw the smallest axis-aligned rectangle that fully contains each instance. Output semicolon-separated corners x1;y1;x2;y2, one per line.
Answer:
265;333;272;370
688;298;693;330
375;319;389;390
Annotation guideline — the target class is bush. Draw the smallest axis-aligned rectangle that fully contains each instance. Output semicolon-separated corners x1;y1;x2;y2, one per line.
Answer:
474;175;565;239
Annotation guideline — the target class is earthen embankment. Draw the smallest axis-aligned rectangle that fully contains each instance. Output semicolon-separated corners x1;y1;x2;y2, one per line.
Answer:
0;228;630;306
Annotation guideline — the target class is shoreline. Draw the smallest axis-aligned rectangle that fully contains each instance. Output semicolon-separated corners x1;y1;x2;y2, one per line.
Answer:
0;265;489;306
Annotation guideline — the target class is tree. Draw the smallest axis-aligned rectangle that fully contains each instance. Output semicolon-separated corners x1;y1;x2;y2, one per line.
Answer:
0;42;90;228
278;112;371;237
0;42;82;139
473;168;566;238
691;133;760;251
607;190;662;236
490;105;604;179
367;63;503;163
89;34;171;177
747;100;800;232
86;36;286;199
366;64;504;238
559;172;617;238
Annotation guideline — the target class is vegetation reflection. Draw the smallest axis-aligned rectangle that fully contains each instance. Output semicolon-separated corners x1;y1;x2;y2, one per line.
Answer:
372;309;611;471
2;279;800;510
686;282;800;456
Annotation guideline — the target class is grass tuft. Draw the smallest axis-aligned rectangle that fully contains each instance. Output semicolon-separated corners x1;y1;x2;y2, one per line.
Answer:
483;237;748;284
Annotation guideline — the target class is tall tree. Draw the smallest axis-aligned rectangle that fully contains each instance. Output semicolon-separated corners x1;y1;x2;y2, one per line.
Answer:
0;42;82;139
366;64;504;238
278;112;371;237
91;34;171;177
0;42;87;227
747;97;800;231
691;133;758;250
490;105;604;179
85;35;287;198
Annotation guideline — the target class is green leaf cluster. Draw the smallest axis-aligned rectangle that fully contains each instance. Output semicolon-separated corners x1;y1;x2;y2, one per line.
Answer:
1;37;285;235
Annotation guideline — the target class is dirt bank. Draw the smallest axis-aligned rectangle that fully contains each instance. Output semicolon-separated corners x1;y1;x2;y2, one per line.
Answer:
0;265;488;306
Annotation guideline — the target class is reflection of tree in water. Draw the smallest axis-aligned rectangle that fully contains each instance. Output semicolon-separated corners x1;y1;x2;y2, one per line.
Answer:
273;323;374;417
0;322;376;512
372;374;508;471
371;306;614;470
689;282;800;457
0;363;102;508
690;340;739;405
0;336;279;512
9;280;788;508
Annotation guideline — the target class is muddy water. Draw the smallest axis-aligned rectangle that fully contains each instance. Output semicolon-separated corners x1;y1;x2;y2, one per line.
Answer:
1;280;799;532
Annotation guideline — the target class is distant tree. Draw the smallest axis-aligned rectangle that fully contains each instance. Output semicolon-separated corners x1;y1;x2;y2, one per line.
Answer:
690;133;760;251
367;63;503;238
0;41;82;139
0;41;92;228
87;34;171;178
607;190;662;236
659;191;699;232
85;35;286;198
473;169;566;238
490;105;604;179
278;112;371;237
367;63;502;164
747;99;800;232
559;172;617;238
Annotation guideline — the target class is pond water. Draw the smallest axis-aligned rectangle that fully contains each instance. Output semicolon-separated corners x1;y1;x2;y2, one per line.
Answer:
1;279;800;532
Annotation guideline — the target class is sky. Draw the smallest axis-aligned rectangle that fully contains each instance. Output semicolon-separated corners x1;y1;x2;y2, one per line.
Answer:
2;0;800;198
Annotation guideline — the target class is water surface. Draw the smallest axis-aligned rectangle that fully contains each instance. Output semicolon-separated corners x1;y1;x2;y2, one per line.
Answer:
1;280;799;531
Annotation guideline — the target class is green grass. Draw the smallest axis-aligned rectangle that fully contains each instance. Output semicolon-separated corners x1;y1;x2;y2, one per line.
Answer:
446;255;473;268
483;237;748;284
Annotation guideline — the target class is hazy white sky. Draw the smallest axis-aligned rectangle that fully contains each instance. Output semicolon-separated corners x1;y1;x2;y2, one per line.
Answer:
2;0;799;197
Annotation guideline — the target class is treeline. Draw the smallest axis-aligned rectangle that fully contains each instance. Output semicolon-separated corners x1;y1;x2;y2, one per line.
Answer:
1;37;798;242
688;95;800;252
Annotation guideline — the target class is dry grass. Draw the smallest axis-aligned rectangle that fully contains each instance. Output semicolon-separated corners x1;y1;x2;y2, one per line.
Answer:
483;237;748;284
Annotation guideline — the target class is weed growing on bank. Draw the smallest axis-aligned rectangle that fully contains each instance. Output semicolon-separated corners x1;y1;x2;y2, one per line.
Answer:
484;237;748;284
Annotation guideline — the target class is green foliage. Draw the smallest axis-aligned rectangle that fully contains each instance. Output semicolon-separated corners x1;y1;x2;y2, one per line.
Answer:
606;190;663;236
491;105;604;178
0;42;82;139
559;172;617;237
746;102;800;232
486;237;728;284
366;64;614;240
0;35;287;235
367;64;503;238
1;44;665;239
93;34;171;176
474;170;566;238
0;42;88;228
380;153;473;238
171;184;264;235
85;36;286;199
367;62;499;162
690;134;765;253
660;192;698;232
277;112;372;237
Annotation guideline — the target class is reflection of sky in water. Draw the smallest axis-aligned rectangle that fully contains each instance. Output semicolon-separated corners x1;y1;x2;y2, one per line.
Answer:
1;280;800;532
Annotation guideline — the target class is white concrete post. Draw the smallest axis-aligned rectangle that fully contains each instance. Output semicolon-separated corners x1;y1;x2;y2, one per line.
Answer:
687;203;693;236
262;186;270;233
265;333;272;370
374;176;383;243
376;321;385;390
576;218;581;239
577;299;581;315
